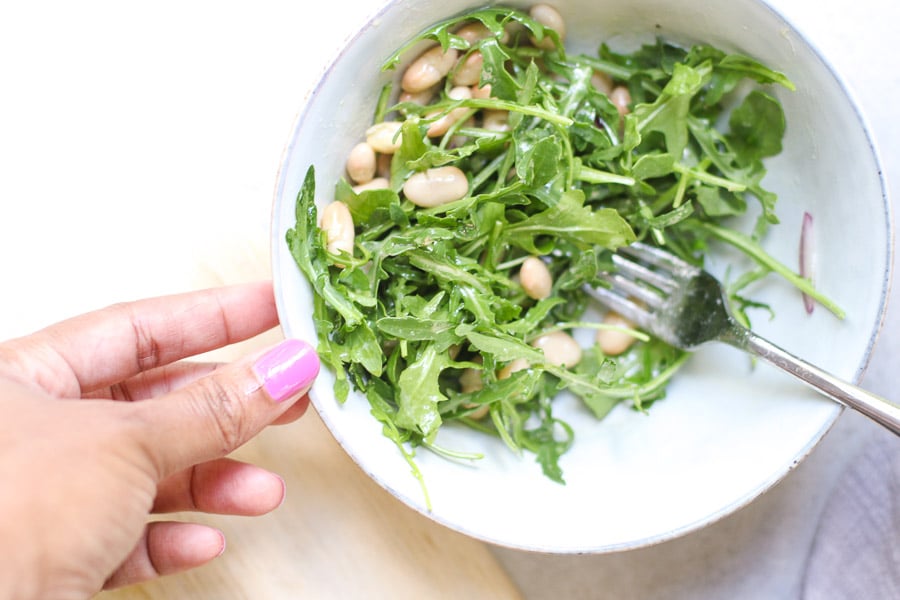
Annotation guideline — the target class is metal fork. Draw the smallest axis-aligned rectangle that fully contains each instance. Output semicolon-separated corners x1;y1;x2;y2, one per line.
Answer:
586;241;900;435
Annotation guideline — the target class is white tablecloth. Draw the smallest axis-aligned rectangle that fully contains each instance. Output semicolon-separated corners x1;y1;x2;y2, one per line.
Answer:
1;1;896;598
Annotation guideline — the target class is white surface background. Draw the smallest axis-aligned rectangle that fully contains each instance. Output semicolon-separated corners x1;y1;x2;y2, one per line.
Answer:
0;1;896;598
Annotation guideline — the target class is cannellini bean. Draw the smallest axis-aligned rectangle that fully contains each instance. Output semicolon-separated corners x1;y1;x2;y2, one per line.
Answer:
345;142;376;184
455;22;489;44
471;83;493;99
482;109;510;132
352;177;389;194
596;311;639;356
452;51;484;86
460;366;483;394
531;331;582;368
365;121;403;154
467;404;491;419
319;201;354;262
426;86;473;137
497;357;530;380
447;84;473;100
529;4;566;49
402;166;469;207
399;85;438;106
401;46;459;93
460;357;489;418
519;256;553;300
610;85;632;117
454;21;511;45
591;71;613;96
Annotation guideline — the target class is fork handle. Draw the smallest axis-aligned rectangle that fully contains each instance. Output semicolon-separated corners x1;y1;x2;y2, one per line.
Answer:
736;331;900;435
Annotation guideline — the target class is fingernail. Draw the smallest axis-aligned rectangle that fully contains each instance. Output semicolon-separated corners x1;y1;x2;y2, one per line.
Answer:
253;339;320;402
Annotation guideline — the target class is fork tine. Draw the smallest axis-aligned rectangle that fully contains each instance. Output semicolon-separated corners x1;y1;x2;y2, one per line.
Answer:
611;254;677;293
600;272;665;309
619;241;700;276
584;285;654;330
587;242;699;335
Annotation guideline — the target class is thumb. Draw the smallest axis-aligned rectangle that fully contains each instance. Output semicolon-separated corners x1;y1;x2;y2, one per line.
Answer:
134;338;320;479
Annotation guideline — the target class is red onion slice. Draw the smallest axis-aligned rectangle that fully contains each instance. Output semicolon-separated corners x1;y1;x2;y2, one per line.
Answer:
800;211;815;314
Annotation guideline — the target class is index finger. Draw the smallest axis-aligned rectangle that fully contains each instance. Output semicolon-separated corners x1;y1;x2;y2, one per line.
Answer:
0;281;279;398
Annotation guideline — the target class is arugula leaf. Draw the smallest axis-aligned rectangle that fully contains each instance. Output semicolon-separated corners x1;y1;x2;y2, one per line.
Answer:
632;61;709;158
465;330;546;364
694;186;747;217
345;321;384;377
515;128;563;187
396;344;452;441
335;178;401;224
503;190;636;252
726;90;786;164
376;316;461;352
717;54;795;90
480;38;520;101
630;152;676;180
522;413;573;484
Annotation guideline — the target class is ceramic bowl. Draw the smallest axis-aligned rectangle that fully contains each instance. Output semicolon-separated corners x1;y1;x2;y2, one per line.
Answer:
271;0;892;552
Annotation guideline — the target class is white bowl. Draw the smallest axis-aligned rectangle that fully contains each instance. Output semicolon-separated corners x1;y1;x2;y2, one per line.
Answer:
272;0;892;552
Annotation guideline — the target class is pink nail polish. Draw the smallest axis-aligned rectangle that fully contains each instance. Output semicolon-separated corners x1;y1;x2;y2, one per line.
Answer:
253;339;320;402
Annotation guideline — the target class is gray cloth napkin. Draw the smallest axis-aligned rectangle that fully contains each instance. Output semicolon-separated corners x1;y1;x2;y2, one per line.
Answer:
803;433;900;599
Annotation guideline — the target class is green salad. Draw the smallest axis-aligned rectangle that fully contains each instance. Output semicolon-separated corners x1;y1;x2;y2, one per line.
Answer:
287;5;840;499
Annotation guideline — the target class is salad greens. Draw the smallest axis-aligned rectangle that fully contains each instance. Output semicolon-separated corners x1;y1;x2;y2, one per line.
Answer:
287;6;840;500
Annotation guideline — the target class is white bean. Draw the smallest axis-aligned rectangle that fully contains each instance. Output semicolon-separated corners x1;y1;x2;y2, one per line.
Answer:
467;404;491;419
319;201;354;262
460;365;484;394
454;21;510;45
610;85;632;117
497;357;530;380
591;71;613;96
455;22;489;44
596;311;639;356
352;177;389;194
365;121;403;154
471;83;493;100
401;46;459;93
452;51;484;86
399;85;438;106
531;331;582;368
460;357;489;418
529;4;566;49
402;166;469;207
519;256;552;299
345;142;376;184
482;109;510;132
447;84;473;100
426;86;473;137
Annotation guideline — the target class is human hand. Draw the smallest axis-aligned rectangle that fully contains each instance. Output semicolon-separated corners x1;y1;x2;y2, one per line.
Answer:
0;281;319;599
